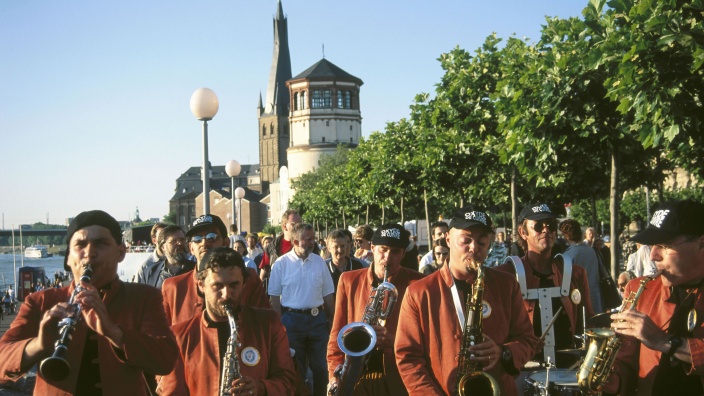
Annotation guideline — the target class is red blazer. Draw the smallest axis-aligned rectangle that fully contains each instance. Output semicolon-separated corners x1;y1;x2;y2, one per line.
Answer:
158;306;297;396
327;266;425;395
605;276;704;395
162;268;269;326
495;256;595;337
395;264;539;395
0;278;178;396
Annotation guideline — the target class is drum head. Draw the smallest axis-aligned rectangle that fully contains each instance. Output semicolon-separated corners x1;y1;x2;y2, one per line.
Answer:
528;369;578;386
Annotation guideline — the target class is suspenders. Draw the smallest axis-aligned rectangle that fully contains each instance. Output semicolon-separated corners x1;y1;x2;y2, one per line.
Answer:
504;254;572;364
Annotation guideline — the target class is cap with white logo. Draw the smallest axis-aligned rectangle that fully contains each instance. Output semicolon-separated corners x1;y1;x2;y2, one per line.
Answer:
631;200;704;245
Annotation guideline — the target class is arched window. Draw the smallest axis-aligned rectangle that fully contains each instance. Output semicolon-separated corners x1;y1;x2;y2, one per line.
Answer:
270;123;275;136
300;91;306;110
293;92;299;110
262;125;267;136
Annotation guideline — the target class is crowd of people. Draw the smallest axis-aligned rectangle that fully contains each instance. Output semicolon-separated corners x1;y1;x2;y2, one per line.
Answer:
0;199;701;395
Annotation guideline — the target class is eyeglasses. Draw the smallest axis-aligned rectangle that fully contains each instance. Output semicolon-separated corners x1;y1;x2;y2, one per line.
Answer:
652;239;692;253
190;233;219;244
354;239;364;244
435;252;449;256
533;221;557;233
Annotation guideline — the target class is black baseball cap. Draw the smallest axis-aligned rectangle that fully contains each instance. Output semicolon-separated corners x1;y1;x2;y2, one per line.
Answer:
186;214;228;238
631;200;704;245
450;205;493;233
518;202;558;223
371;223;409;249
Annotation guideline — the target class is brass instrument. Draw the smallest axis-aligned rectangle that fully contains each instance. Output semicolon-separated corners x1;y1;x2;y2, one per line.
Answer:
456;263;499;396
220;303;242;396
329;267;398;396
577;271;661;395
39;265;93;381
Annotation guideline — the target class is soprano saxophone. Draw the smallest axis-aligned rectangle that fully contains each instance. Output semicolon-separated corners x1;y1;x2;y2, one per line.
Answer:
329;267;398;396
577;270;662;395
39;265;93;382
220;303;242;396
456;262;499;396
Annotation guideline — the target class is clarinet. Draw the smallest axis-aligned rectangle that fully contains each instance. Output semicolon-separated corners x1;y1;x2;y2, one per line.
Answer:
39;265;93;381
220;303;242;396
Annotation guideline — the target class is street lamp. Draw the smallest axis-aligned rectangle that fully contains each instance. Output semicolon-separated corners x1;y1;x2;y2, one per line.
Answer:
225;160;242;226
190;88;219;215
235;187;246;234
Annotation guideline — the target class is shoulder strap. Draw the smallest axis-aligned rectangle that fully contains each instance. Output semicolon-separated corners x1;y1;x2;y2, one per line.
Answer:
555;253;572;297
504;256;529;299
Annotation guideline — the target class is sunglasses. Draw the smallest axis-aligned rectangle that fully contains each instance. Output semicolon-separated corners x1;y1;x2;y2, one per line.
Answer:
190;233;219;244
533;221;557;233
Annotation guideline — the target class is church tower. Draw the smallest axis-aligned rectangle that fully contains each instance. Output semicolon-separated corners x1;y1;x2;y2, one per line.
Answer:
259;0;292;186
286;58;363;180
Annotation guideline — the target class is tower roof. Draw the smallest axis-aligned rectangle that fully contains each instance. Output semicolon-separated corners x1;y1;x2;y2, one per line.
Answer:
291;58;363;85
264;0;292;116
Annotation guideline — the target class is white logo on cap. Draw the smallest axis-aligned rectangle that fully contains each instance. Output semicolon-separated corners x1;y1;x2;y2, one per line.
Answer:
464;211;488;225
650;210;670;228
532;204;551;213
193;215;213;226
381;228;401;239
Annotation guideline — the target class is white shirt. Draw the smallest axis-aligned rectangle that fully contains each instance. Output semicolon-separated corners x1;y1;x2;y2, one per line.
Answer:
268;250;334;309
247;247;263;260
626;245;657;277
229;234;245;248
418;251;433;271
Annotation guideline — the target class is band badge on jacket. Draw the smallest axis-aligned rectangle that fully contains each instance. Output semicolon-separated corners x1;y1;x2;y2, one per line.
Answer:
482;301;492;318
570;289;581;305
688;309;698;333
241;347;261;366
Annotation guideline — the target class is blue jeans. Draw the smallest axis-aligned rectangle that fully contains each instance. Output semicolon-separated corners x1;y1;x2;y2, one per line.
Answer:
282;310;330;396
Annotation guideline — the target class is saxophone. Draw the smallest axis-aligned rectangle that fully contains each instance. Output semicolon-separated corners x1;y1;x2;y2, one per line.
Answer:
39;265;93;381
220;303;242;396
456;262;499;396
577;270;661;395
329;267;398;396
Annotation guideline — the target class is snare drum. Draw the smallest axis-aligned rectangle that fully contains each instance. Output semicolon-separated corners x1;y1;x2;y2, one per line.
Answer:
524;369;581;396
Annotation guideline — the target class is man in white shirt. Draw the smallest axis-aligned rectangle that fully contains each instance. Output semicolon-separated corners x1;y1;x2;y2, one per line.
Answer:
418;221;449;270
625;243;657;277
246;233;263;261
268;223;335;396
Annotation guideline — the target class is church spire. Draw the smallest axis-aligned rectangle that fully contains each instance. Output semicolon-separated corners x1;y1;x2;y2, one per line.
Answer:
264;0;292;116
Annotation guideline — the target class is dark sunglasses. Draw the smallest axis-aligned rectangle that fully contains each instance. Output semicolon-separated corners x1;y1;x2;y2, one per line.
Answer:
533;221;557;233
190;233;219;244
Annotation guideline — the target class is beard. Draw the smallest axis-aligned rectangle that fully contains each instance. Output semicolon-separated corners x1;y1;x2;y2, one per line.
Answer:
165;249;188;265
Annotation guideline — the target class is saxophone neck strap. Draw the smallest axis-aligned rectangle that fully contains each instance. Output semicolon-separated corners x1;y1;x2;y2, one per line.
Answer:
450;280;466;332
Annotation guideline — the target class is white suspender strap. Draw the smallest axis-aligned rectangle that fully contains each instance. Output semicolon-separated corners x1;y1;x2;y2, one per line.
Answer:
556;253;572;297
450;281;466;331
504;256;529;299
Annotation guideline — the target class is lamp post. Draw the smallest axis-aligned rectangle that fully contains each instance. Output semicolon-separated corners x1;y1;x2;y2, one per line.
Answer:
225;160;242;226
235;187;246;234
190;88;219;215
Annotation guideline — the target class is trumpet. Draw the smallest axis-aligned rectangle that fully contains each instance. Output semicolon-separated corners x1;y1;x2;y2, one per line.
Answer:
329;267;397;396
39;265;93;381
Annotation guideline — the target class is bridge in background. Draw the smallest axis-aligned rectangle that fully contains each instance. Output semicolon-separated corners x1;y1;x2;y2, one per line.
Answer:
0;229;67;237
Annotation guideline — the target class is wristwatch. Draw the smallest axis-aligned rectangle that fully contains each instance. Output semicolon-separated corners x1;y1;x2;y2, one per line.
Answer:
500;345;517;374
666;336;684;359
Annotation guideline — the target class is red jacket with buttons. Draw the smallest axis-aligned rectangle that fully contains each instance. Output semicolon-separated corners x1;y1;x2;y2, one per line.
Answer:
395;264;538;395
158;306;297;396
327;266;425;395
0;278;178;396
162;268;269;326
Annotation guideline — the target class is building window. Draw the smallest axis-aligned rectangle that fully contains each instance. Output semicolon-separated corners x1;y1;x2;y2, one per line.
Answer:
322;137;326;142
349;125;353;131
337;91;343;108
300;91;306;110
350;137;353;142
270;123;274;136
345;91;351;108
326;120;330;126
293;92;299;110
262;125;267;136
311;89;332;108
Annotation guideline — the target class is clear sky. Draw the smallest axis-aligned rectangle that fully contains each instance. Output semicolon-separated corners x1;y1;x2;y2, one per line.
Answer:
0;0;587;227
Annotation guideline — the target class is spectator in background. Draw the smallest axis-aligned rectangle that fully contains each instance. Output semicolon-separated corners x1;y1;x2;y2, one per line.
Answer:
560;218;603;313
354;224;375;265
486;231;509;267
584;227;596;247
625;243;657;277
324;229;365;292
419;238;449;275
233;239;259;272
593;237;612;274
401;229;420;271
229;224;245;248
319;238;331;260
617;271;636;297
246;233;263;261
417;221;449;270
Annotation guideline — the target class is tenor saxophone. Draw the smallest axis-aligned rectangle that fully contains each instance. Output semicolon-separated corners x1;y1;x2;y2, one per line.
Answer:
456;262;499;396
577;271;661;395
39;265;93;382
220;303;242;396
329;267;398;396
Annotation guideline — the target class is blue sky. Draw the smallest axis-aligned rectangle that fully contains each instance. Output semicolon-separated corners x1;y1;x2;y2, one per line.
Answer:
0;0;587;227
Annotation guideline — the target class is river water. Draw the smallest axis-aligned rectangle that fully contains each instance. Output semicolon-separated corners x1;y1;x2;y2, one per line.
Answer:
0;252;151;292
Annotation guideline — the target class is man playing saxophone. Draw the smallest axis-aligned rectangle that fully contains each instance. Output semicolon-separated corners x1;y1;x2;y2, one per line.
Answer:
327;223;425;395
602;200;704;395
395;206;538;395
159;247;297;395
0;210;178;395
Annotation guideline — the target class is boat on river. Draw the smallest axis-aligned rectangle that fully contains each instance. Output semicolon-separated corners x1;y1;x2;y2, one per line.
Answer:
24;246;48;259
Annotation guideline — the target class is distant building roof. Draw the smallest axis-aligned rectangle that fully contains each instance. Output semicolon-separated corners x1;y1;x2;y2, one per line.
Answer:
291;58;363;85
170;164;261;202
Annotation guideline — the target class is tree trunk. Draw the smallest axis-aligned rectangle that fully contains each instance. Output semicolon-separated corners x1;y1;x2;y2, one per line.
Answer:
342;209;347;229
400;197;404;224
424;188;431;249
610;149;620;280
382;205;385;224
511;168;518;237
335;218;339;229
366;205;369;224
357;213;360;226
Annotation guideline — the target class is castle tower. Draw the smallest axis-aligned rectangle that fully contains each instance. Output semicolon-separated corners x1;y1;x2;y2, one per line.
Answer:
259;0;292;186
286;58;363;180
